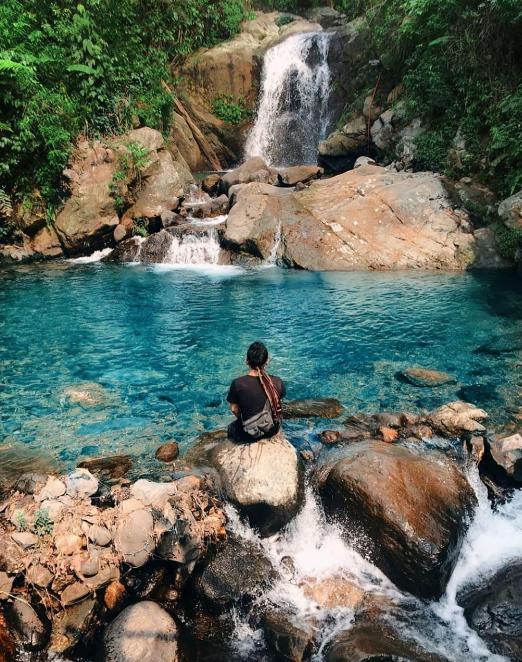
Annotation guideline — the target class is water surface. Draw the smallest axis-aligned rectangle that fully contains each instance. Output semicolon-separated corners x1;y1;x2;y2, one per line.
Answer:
1;263;521;478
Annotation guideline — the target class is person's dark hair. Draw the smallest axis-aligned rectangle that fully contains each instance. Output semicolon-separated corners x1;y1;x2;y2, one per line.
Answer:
247;341;268;368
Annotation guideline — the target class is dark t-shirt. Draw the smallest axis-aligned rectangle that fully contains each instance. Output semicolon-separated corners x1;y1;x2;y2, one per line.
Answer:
227;374;286;441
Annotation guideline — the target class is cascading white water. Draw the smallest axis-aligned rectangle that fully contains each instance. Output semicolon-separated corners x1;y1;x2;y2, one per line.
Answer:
226;469;522;661
245;31;332;167
164;229;221;266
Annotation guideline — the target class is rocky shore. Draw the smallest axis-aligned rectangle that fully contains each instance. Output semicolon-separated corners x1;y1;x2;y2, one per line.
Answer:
0;398;520;661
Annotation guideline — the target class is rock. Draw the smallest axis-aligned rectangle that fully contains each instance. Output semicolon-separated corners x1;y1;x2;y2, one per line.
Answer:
61;382;107;406
87;524;112;547
104;581;126;611
363;94;381;122
55;534;83;556
6;600;48;651
263;609;315;662
208;432;303;536
104;236;143;263
78;454;132;480
318;115;367;160
194;537;278;611
301;576;365;610
318;440;476;599
38;476;66;500
65;468;99;498
156;518;201;565
49;598;98;655
223;157;278;192
113;224;127;242
428;401;488;436
399;367;456;387
130;479;177;509
354;155;376;168
498;189;522;230
54;141;119;255
39;499;64;521
489;432;522;483
26;564;52;589
10;532;38;549
201;174;222;196
282;398;344;419
472;227;512;269
0;608;16;660
476;329;522;354
457;562;522;660
13;473;47;495
61;567;119;606
104;601;178;662
0;573;13;600
210;193;229;215
155;441;180;463
78;553;100;578
114;502;155;567
277;165;323;187
225;164;475;271
326;612;449;662
135;229;172;263
378;426;398;443
30;225;63;258
0;535;25;574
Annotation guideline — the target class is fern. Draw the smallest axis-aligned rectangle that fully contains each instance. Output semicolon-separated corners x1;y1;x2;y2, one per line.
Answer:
0;189;13;220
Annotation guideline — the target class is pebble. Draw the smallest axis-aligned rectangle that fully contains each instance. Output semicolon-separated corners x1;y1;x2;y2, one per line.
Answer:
11;531;38;549
155;441;180;463
26;564;53;588
65;469;99;498
39;476;66;501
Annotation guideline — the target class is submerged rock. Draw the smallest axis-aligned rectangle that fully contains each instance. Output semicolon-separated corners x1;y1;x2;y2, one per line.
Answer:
77;454;132;480
283;398;344;419
458;562;522;660
104;601;178;662
194;536;278;612
208;433;303;536
318;440;476;599
263;609;316;661
475;329;522;354
399;367;455;387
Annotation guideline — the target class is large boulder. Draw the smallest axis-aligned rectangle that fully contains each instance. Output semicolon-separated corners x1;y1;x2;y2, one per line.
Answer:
458;562;522;660
224;164;477;270
208;432;303;536
498;189;522;230
222;156;277;191
318;441;476;598
103;601;178;662
193;536;278;611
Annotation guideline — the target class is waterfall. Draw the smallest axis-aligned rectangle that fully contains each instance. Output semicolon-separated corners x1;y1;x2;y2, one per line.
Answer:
245;31;332;167
164;229;221;265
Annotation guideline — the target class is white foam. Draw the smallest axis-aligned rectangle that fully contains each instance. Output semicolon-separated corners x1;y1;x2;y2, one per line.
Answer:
67;247;113;263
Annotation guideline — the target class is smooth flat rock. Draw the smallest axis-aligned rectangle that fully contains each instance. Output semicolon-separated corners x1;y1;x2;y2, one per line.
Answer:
11;531;38;549
399;367;455;387
114;504;154;567
65;469;98;498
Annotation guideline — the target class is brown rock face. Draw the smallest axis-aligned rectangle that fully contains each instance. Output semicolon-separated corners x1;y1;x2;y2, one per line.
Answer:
318;441;477;599
225;165;477;270
489;432;522;483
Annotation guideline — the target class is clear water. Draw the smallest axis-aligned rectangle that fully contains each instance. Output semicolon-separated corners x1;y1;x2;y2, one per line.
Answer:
1;263;521;480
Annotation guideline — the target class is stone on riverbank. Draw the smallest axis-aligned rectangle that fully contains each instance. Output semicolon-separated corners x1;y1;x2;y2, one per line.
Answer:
155;441;180;463
209;432;303;536
104;601;178;662
318;440;476;599
488;432;522;483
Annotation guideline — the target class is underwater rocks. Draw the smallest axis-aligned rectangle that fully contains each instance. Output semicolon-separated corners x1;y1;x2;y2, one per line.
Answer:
282;397;344;418
399;367;456;387
318;440;477;599
104;601;179;662
208;432;303;536
458;562;522;660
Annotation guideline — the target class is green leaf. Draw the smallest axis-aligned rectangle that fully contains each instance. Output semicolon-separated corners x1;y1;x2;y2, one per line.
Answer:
428;35;451;47
66;63;97;75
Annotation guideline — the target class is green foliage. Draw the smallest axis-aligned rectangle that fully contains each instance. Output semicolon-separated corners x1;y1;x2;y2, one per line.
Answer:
275;14;296;26
33;508;53;536
14;510;28;532
345;0;522;198
109;141;150;212
132;217;149;237
212;95;252;124
0;0;250;234
494;223;522;261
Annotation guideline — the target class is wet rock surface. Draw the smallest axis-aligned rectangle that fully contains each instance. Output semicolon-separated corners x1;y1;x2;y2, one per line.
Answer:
318;440;477;598
458;562;522;660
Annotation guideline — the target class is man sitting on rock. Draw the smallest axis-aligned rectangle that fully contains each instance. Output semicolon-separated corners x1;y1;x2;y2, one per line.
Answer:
227;341;286;443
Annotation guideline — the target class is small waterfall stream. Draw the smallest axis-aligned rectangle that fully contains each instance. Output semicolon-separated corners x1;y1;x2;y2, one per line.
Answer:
245;31;332;167
164;229;222;266
226;466;522;661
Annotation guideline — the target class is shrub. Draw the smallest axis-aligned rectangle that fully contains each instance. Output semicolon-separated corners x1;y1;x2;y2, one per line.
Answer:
212;96;252;124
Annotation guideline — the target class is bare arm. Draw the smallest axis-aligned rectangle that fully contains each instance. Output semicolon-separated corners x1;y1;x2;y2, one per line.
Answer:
229;402;240;418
